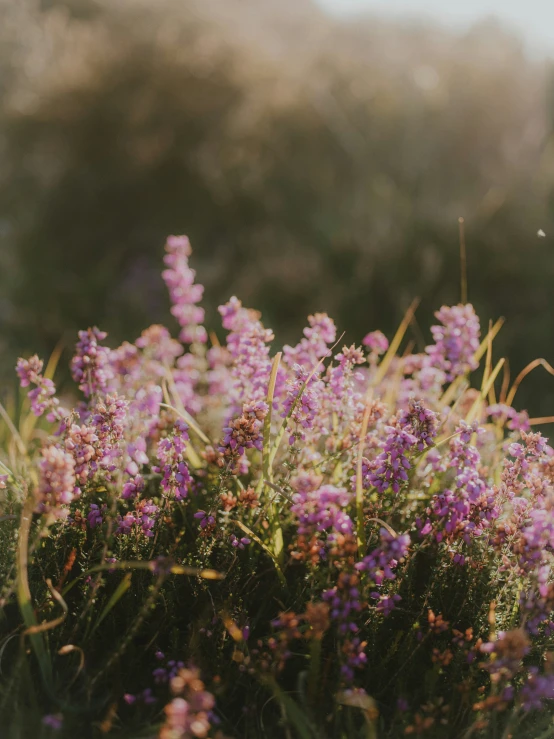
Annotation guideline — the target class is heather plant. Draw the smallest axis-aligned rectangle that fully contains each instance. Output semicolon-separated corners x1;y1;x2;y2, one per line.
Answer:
2;236;554;738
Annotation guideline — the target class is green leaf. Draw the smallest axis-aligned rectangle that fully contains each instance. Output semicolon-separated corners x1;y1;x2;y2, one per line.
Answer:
266;678;320;739
91;572;132;634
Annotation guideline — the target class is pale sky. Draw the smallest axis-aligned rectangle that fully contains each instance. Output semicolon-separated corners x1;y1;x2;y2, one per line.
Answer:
316;0;554;54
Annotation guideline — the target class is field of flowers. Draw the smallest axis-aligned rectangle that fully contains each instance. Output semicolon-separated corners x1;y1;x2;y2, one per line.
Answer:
1;235;554;738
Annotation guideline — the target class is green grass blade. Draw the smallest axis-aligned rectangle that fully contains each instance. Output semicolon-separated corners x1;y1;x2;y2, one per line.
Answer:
229;519;286;587
91;572;132;634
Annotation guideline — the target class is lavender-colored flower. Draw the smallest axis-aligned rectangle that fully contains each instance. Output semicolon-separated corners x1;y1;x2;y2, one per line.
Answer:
519;565;554;634
425;304;480;381
42;714;63;730
365;422;417;494
126;438;149;475
64;423;99;488
398;399;438;452
194;510;215;530
362;330;389;355
219;297;274;413
325;345;365;420
71;327;114;398
322;571;367;681
136;499;159;537
230;534;251;549
292;484;353;550
122;474;145;500
159;667;216;739
283;312;337;370
37;445;76;517
501;431;549;501
520;668;554;711
282;364;325;443
162;235;207;345
515;508;554;572
355;528;410;587
135;323;183;365
87;503;105;528
156;419;192;500
117;500;158;537
16;355;63;420
91;392;128;471
219;400;268;462
417;423;497;546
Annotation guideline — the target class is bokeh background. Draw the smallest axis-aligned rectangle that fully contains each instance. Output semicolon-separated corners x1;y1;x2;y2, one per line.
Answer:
1;0;554;415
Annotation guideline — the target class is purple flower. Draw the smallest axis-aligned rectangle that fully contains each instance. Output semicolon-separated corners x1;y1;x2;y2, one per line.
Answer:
283;312;337;370
282;364;325;443
398;399;438;452
71;327;114;398
219;297;274;414
291;484;353;556
194;510;215;530
365;423;417;494
16;355;64;420
42;714;63;730
117;500;158;537
87;503;105;528
162;235;207;345
122;475;145;500
219;400;268;468
425;304;480;381
322;572;366;682
325;345;365;421
156;419;192;500
521;668;554;711
417;423;497;546
362;330;389;355
230;534;251;549
355;528;410;588
37;445;76;517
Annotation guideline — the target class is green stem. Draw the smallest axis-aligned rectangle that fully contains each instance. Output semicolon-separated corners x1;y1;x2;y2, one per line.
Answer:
16;495;52;684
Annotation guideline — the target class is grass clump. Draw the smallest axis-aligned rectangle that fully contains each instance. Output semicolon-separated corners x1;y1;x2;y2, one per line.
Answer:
1;235;554;738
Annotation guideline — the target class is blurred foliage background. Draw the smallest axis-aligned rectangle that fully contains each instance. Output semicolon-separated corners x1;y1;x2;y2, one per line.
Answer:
1;0;554;414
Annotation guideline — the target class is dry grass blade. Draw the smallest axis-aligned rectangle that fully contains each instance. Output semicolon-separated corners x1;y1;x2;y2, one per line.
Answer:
261;352;282;487
23;578;67;636
356;394;373;550
159;402;210;445
371;298;419;388
528;416;554;425
466;358;505;424
0;401;26;456
440;317;504;408
58;644;85;689
63;560;224;595
506;358;554;407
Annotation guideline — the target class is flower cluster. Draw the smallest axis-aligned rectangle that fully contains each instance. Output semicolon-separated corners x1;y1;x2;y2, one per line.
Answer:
37;445;76;517
291;484;353;562
16;355;64;420
159;667;217;739
8;233;554;739
162;235;207;345
219;400;268;472
71;327;113;397
156;419;192;500
425;303;480;381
